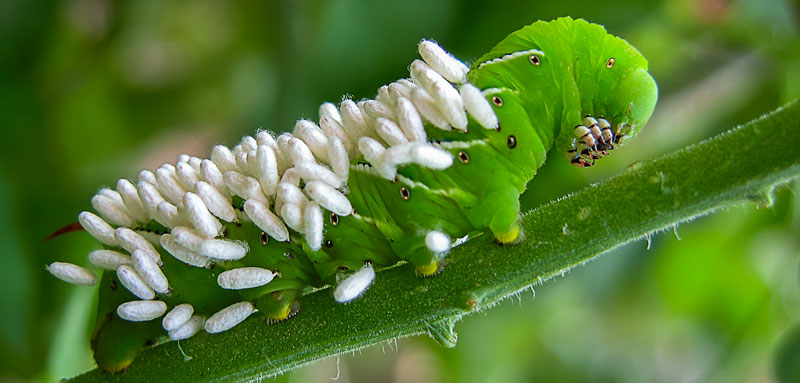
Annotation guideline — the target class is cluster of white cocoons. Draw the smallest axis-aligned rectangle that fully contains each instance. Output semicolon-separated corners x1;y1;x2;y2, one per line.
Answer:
47;40;499;339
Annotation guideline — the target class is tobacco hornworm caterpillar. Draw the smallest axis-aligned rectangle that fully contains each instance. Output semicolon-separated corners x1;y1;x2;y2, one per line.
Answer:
47;17;657;372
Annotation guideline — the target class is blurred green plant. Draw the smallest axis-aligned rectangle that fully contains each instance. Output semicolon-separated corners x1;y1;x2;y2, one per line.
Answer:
68;101;800;382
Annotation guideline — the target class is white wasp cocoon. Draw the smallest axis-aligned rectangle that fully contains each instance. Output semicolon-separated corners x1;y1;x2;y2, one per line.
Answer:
132;249;170;294
394;97;427;142
286;137;316;165
184;192;222;238
241;135;258;152
425;230;451;253
139;170;157;185
376;85;393;107
155;201;184;229
163;303;194;332
362;100;395;121
358;137;386;164
375;118;409;146
115;227;162;265
160;234;212;268
410;86;451;130
178;154;191;163
409;60;467;131
375;160;398;180
188;156;202;172
254;145;279;197
280;203;305;232
116;179;148;223
334;263;375;303
224;171;267;203
384;143;414;166
88;249;132;270
319;102;342;124
91;193;135;228
210;145;237;173
411;143;453;169
243;199;289;242
294;162;342;189
47;262;97;286
117;265;156;300
304;181;352;216
78;211;118;246
200;159;226;193
340;99;371;140
198;239;248;261
196;181;237;222
418;40;469;84
136;181;167;217
256;130;278;149
175;162;200;191
320;115;355;158
117;300;167;322
304;202;324;251
217;267;275;290
277;182;309;207
155;165;186;205
460;83;499;130
169;315;206;341
234;151;253;176
279;167;301;187
327;136;350;180
171;226;205;252
294;119;329;163
205;301;254;334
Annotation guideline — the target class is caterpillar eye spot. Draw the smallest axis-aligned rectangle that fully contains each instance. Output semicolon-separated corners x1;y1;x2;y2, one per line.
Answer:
458;151;470;164
606;57;615;68
529;55;541;66
330;213;339;226
400;187;411;200
507;135;517;149
491;95;503;107
325;240;333;248
260;232;269;245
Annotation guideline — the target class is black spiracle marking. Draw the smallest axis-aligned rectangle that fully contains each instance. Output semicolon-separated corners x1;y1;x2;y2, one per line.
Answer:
507;135;517;149
400;187;410;200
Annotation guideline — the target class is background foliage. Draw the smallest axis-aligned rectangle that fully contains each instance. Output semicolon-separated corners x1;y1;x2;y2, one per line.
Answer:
1;0;798;382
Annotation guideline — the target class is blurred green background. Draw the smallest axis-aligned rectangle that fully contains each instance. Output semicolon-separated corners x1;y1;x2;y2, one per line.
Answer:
1;0;799;381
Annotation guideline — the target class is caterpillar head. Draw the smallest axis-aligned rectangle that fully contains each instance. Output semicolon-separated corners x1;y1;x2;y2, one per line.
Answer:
468;17;658;167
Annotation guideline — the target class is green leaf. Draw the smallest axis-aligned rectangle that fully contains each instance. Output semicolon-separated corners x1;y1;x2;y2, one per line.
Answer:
68;100;800;382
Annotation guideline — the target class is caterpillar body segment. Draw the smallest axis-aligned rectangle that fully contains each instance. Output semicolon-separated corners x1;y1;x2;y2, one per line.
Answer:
47;17;657;371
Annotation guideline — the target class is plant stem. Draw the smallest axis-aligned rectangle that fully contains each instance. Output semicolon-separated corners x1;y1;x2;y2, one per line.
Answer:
69;100;800;382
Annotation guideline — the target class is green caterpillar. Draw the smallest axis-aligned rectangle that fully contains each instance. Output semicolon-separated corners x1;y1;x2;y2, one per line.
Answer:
46;17;657;372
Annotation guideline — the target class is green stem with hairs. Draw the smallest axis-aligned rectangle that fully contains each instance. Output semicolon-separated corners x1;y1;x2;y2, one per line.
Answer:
69;100;800;382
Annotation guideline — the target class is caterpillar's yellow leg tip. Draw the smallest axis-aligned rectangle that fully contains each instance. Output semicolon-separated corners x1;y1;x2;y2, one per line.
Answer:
495;226;519;244
417;261;439;276
268;304;293;321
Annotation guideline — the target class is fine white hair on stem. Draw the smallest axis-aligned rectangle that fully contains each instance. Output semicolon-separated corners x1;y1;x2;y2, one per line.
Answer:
304;181;352;216
169;315;206;341
425;230;451;253
198;239;248;261
460;84;499;130
243;199;289;242
160;234;213;268
162;303;194;332
88;249;132;270
132;249;170;294
116;265;155;300
205;301;255;334
304;202;324;251
418;40;469;84
78;211;118;246
47;262;97;286
217;267;275;290
117;300;167;322
334;263;375;303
